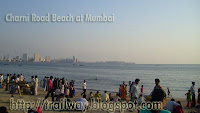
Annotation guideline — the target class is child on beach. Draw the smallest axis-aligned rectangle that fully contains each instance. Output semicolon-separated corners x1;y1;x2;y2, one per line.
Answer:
138;94;145;104
141;85;144;94
65;87;70;98
185;90;192;108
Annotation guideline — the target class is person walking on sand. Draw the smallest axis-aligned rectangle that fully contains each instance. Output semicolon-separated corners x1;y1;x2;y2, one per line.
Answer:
34;75;38;95
131;79;140;100
44;76;55;101
81;80;86;96
190;82;196;107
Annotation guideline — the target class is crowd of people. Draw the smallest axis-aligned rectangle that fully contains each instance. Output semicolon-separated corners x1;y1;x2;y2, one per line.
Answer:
43;76;76;101
0;73;200;113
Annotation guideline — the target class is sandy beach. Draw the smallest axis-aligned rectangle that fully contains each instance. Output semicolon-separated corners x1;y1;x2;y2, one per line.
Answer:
0;87;196;113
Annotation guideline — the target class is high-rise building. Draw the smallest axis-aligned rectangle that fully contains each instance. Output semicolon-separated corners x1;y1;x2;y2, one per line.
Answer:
22;53;28;62
39;57;45;62
34;53;40;62
73;56;76;63
45;56;51;62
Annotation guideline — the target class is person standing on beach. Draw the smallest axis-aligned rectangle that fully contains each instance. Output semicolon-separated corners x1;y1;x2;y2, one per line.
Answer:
150;78;166;113
34;75;38;95
190;82;196;107
81;80;86;96
31;76;35;85
167;87;171;98
131;79;140;100
185;90;192;108
0;74;3;85
197;88;200;104
141;85;144;94
44;76;55;101
16;75;22;97
42;76;47;91
120;81;127;100
5;74;10;91
20;74;24;81
130;82;134;99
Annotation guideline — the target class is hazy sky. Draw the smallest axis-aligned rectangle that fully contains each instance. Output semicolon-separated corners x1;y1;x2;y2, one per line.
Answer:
0;0;199;64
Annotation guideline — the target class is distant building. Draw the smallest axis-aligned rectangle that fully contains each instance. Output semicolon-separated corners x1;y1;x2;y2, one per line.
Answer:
6;55;11;61
22;53;29;62
39;57;45;62
45;56;51;62
73;56;78;64
34;53;40;62
0;56;3;61
15;56;21;61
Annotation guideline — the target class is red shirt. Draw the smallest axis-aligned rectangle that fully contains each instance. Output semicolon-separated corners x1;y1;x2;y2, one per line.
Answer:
47;79;53;91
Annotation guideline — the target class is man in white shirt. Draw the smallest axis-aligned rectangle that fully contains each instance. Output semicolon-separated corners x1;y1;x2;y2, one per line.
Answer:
34;75;38;95
165;98;180;112
190;82;196;107
20;74;24;81
81;80;86;96
131;79;140;100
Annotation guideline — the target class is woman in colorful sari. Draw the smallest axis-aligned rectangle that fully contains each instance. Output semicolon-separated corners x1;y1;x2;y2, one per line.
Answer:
120;81;127;100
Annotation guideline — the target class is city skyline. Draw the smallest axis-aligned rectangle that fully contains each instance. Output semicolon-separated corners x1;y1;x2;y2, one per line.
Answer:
0;52;79;63
0;0;200;64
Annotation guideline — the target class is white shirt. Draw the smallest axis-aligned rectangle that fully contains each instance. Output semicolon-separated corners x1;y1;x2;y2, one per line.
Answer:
0;75;3;81
20;75;24;81
16;77;20;88
131;84;140;98
60;85;65;94
165;101;180;112
190;85;195;94
83;82;86;89
35;78;38;87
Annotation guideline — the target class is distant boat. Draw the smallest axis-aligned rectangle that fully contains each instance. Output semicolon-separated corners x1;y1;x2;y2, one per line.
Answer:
79;64;84;66
18;64;22;66
4;64;9;65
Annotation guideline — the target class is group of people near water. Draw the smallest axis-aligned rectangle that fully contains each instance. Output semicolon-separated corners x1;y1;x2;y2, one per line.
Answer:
0;73;200;113
185;82;200;108
0;73;38;97
42;76;76;101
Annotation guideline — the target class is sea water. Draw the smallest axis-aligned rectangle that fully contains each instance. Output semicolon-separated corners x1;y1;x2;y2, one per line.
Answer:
0;62;199;98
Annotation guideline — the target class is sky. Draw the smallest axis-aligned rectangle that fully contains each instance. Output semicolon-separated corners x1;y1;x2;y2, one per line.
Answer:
0;0;200;64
